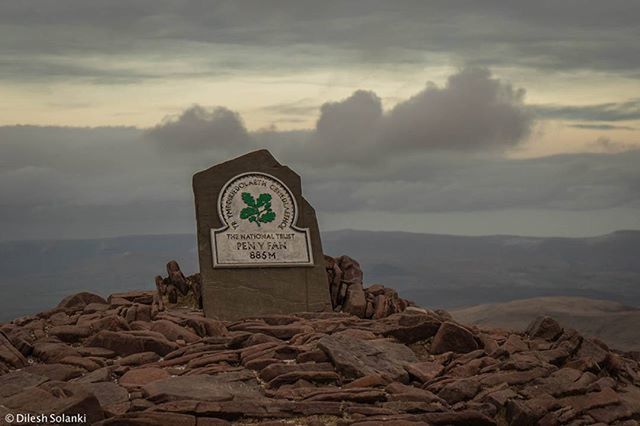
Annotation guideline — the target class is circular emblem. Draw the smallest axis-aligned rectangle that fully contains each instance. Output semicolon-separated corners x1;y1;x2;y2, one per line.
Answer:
218;172;296;231
212;172;313;267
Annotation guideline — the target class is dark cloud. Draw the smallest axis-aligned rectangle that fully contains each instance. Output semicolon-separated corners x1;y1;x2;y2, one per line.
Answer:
533;99;640;122
303;151;640;214
146;105;250;154
2;129;639;240
314;90;384;160
296;68;533;164
569;124;636;131
1;1;639;82
383;68;532;151
144;69;534;164
1;67;638;240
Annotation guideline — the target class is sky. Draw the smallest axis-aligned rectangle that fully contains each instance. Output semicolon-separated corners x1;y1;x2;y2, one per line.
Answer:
1;1;639;240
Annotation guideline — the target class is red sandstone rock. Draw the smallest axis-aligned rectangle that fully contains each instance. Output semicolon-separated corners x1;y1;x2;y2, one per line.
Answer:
526;316;564;340
57;292;107;310
342;282;367;318
0;263;639;426
431;321;479;354
87;330;178;356
48;325;92;342
318;334;417;382
119;367;170;387
3;381;104;424
0;331;27;369
151;320;200;343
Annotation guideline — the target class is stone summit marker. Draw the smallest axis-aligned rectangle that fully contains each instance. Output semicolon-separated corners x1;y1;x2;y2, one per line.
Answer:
193;149;331;320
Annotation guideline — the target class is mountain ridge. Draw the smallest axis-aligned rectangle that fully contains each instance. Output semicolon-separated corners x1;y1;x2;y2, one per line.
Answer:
2;229;639;321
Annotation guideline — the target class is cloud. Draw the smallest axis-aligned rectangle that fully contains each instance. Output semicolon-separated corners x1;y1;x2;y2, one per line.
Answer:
569;124;636;131
314;90;384;159
1;1;639;84
146;105;250;154
533;99;640;122
281;68;533;165
383;68;532;151
590;136;640;154
0;68;638;240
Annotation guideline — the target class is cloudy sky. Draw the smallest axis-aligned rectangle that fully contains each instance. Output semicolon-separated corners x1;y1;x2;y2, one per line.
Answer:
1;1;639;240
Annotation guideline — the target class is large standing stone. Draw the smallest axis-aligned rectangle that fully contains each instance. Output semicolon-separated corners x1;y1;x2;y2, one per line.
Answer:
193;150;331;320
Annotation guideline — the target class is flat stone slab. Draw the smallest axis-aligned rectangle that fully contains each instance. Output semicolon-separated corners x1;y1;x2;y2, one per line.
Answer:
317;334;417;383
143;370;264;403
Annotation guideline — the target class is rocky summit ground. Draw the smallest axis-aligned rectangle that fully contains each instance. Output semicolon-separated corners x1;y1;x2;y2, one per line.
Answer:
1;290;640;425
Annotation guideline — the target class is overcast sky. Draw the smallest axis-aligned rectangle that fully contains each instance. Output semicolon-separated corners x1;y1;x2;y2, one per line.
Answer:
1;1;639;240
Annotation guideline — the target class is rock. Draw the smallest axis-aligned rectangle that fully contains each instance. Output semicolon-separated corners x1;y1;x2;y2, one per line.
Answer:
95;412;197;425
167;260;190;295
78;381;129;407
32;342;81;362
557;387;620;413
258;362;335;382
0;273;639;426
431;322;479;354
423;410;496;426
336;255;364;285
119;304;152;323
267;370;340;388
86;330;178;356
73;366;115;384
526;316;563;340
576;338;609;366
296;350;329;364
24;363;86;381
481;388;518;408
57;292;107;310
386;382;445;404
318;334;417;382
4;330;34;357
179;315;227;337
405;361;445;383
0;370;49;398
342;283;367;318
503;334;529;354
506;399;539;426
109;291;156;305
79;313;130;333
437;379;481;404
143;372;261;403
83;302;110;314
344;374;388;388
379;313;441;344
236;324;313;340
0;331;27;368
48;325;92;342
117;351;161;366
59;355;103;371
119;367;170;387
480;367;553;387
2;381;104;424
76;346;117;358
151;320;201;343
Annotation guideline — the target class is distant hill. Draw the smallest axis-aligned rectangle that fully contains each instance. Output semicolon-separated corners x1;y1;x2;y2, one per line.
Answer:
451;296;640;351
0;234;197;321
1;229;639;321
323;229;640;310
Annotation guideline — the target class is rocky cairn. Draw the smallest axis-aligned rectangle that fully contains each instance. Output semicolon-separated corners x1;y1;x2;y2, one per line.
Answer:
0;260;638;425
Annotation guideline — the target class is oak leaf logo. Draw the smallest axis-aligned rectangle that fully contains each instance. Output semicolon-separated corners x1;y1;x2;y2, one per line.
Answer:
239;192;276;226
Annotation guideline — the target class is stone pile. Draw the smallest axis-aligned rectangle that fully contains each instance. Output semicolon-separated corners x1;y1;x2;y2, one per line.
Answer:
1;284;639;425
155;261;202;309
326;255;412;319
